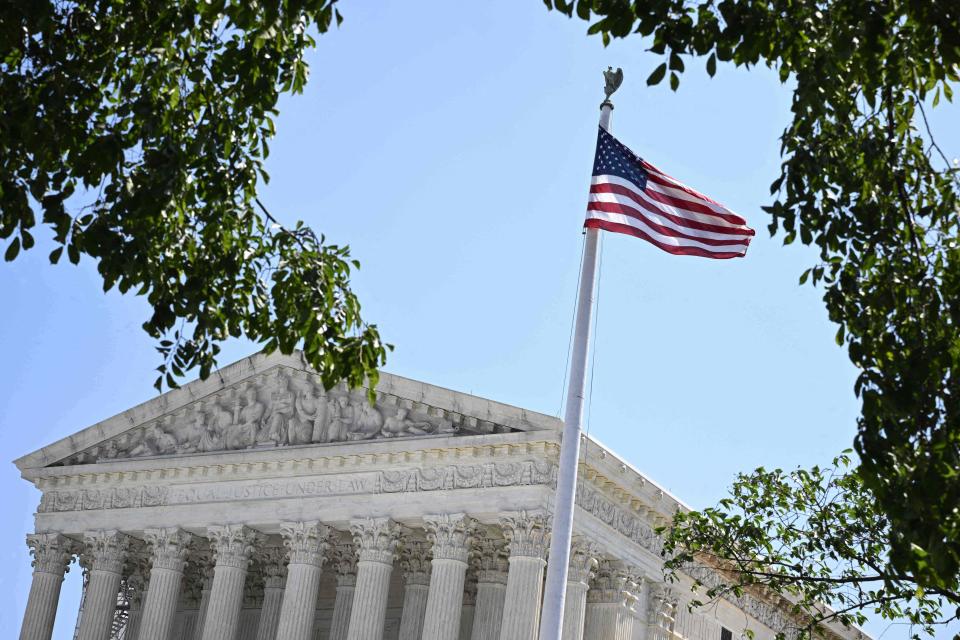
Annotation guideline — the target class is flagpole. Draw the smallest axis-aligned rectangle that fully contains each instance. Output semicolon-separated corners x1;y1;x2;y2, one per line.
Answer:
537;85;616;640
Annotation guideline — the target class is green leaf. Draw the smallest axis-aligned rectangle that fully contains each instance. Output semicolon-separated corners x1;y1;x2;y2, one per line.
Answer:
647;63;667;86
4;237;20;262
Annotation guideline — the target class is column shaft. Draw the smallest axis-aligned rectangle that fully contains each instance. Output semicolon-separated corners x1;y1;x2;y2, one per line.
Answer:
199;525;260;640
20;572;67;640
139;568;185;640
421;559;468;640
139;528;193;640
398;583;430;640
254;585;284;640
345;560;393;640
76;569;123;640
328;578;356;640
194;588;211;640
20;533;74;640
345;518;399;640
497;513;549;640
459;603;475;640
275;563;322;640
200;565;247;640
471;581;507;640
561;582;590;640
275;522;330;640
499;557;546;640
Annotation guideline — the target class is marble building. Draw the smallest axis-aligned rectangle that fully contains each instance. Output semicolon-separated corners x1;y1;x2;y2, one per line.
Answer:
14;351;862;640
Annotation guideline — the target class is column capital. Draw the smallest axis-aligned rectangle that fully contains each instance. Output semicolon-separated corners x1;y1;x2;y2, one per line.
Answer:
349;517;400;565
472;536;508;584
499;511;550;559
587;559;641;606
424;513;477;563
25;532;76;576
207;524;263;569
81;530;131;574
144;527;195;572
257;544;288;589
568;539;600;585
280;521;332;567
399;538;432;586
330;539;359;587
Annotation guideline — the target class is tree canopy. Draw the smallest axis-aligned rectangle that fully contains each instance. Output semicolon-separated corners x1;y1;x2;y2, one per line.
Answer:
543;0;960;630
1;0;388;393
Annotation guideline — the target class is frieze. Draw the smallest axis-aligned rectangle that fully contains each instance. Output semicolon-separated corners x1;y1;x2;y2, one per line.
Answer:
37;460;556;513
575;482;662;555
57;366;517;467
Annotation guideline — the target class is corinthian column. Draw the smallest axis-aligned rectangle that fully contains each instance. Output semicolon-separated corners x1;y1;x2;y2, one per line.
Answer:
560;541;598;640
254;545;287;640
275;522;331;640
583;560;641;640
498;512;550;640
470;536;508;640
76;531;130;640
421;514;476;640
191;547;215;640
397;539;431;640
123;547;151;640
20;533;75;640
200;525;262;640
139;528;194;640
459;575;477;640
328;541;358;640
345;518;400;640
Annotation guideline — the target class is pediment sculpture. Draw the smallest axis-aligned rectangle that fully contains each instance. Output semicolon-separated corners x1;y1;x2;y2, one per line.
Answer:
60;366;481;466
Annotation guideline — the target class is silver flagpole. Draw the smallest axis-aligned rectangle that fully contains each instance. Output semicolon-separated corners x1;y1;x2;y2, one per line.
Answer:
538;68;621;640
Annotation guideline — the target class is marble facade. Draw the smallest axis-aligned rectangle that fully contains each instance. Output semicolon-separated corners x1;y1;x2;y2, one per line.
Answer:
14;352;864;640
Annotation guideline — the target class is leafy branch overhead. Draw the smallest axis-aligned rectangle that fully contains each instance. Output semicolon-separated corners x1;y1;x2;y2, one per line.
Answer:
1;0;389;393
661;455;959;640
545;0;960;621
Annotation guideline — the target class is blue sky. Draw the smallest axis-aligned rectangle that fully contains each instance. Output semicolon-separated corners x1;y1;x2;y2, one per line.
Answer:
2;1;958;638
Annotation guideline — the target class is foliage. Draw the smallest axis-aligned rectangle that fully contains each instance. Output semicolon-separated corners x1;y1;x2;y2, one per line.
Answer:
661;455;959;640
1;0;389;393
544;0;960;598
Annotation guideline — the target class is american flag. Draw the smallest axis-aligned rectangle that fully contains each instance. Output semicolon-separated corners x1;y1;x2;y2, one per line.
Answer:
585;126;755;258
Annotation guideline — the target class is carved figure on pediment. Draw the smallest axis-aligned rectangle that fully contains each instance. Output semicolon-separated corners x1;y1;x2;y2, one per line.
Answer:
129;421;178;457
326;395;352;442
226;385;263;450
285;376;320;445
348;395;383;440
261;369;296;446
381;407;433;438
197;400;225;453
292;378;327;444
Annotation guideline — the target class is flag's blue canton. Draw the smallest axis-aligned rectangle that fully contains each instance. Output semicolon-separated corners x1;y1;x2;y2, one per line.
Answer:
592;126;648;190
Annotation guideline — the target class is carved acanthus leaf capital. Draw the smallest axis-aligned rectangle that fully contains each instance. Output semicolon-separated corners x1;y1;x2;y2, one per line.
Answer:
143;528;195;573
567;538;600;585
472;536;508;583
26;532;76;576
82;530;132;574
424;513;477;563
399;538;432;586
350;517;400;565
280;521;332;567
499;512;550;559
588;559;641;606
257;545;288;588
330;540;358;585
207;525;262;570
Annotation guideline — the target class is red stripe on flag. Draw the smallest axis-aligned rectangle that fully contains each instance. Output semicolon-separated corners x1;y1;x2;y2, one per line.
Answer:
640;160;727;209
584;219;748;259
590;183;755;236
586;202;751;247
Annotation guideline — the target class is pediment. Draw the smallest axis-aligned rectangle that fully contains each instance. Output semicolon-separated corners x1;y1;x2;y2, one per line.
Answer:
15;351;559;470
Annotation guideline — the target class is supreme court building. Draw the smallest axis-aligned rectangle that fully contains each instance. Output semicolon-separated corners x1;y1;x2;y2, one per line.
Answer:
14;352;863;640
